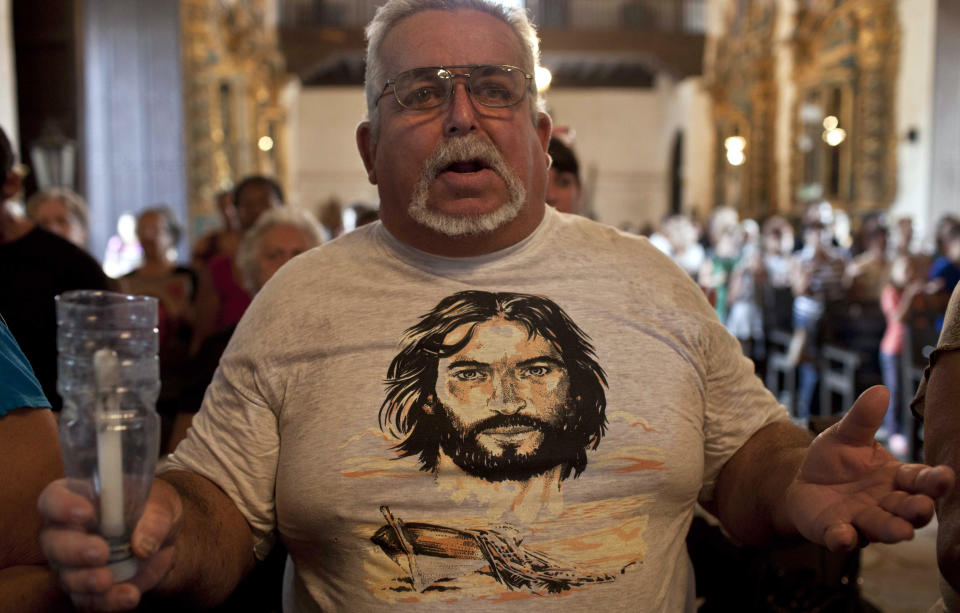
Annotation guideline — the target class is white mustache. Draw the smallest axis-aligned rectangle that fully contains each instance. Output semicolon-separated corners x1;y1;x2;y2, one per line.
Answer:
422;135;509;181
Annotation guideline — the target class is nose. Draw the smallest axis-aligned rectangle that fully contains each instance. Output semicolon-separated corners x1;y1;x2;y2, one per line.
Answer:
487;374;526;415
443;78;479;137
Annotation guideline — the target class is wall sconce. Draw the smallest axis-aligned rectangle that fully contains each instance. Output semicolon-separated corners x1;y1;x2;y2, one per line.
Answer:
822;115;847;147
725;135;746;166
30;121;77;190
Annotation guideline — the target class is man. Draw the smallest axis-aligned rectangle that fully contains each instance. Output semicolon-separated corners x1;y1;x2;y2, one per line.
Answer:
0;126;111;409
40;2;953;611
546;136;582;214
912;283;960;611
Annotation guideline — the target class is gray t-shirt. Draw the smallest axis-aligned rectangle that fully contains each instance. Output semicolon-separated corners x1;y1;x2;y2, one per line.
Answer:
165;207;788;611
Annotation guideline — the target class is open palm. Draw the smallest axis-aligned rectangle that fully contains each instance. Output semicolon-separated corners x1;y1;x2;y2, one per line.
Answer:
784;386;953;552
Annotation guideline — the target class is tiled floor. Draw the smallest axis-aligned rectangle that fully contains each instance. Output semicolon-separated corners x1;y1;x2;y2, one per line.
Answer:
859;517;940;613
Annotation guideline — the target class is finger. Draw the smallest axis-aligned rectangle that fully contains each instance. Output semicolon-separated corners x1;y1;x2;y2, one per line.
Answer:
40;527;109;567
823;523;859;552
879;490;936;526
851;505;914;544
59;566;115;595
38;479;96;526
833;385;889;446
131;480;181;558
912;465;956;499
71;583;142;612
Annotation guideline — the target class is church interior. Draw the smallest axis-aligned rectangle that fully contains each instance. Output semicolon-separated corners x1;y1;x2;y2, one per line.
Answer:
1;0;958;611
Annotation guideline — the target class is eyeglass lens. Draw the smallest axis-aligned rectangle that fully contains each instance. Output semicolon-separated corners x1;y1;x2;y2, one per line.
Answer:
394;66;526;110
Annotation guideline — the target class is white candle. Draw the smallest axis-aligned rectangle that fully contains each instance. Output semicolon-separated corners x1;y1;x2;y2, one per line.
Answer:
94;349;125;538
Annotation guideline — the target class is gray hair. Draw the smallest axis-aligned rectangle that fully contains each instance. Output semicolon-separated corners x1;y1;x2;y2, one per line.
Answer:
236;206;324;294
364;0;542;136
25;188;90;230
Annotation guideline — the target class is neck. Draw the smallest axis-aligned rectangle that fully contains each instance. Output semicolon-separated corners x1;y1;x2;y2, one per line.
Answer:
380;200;546;257
0;202;34;244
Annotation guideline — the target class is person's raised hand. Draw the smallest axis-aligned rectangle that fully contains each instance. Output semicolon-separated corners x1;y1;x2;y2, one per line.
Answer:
784;385;954;552
38;477;182;611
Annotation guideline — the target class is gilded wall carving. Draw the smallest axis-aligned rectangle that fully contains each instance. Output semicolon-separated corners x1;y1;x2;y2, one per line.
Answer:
791;0;899;214
706;0;778;220
181;0;290;226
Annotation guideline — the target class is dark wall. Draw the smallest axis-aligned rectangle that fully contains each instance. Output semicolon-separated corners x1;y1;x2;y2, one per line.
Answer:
13;0;80;195
12;0;187;264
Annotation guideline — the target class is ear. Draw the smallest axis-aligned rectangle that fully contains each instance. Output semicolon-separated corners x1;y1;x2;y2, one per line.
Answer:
535;111;552;168
2;171;22;201
356;121;378;185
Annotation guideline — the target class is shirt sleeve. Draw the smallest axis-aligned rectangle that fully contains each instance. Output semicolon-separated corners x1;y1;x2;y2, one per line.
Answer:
159;296;284;560
0;319;51;416
912;283;960;420
697;310;791;504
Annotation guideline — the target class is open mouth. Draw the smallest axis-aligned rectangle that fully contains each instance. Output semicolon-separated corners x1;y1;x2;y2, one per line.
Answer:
442;159;490;174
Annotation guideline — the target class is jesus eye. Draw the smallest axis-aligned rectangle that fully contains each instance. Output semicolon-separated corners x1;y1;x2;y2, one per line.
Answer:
520;365;551;378
451;368;485;382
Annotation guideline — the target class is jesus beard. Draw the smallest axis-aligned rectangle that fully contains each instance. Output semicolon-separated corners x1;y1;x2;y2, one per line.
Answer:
435;406;586;483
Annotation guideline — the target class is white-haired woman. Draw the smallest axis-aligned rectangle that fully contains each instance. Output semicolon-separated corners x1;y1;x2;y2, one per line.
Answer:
235;206;325;295
170;206;323;452
25;188;89;249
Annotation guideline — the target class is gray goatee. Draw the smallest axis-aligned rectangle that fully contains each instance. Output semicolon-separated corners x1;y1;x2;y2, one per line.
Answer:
408;134;527;237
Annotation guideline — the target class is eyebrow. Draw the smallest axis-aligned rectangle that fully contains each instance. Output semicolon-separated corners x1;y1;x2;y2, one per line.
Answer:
446;359;487;371
445;356;566;371
517;356;565;369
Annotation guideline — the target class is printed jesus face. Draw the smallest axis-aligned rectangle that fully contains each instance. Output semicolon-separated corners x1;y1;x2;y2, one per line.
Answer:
379;290;608;482
430;318;576;481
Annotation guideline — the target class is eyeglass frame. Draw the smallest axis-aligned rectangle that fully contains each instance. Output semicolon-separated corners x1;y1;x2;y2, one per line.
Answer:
378;64;535;111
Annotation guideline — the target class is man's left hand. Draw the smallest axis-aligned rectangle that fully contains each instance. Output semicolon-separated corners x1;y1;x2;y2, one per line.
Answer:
785;385;955;552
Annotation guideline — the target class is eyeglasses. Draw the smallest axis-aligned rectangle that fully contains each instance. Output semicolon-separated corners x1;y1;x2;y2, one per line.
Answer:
379;65;533;111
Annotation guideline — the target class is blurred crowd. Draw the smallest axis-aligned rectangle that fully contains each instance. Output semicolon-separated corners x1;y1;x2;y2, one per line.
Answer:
645;203;959;458
4;154;384;454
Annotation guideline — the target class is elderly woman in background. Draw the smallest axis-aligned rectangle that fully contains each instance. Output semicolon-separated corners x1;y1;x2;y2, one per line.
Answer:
170;206;323;453
25;188;89;249
120;206;198;449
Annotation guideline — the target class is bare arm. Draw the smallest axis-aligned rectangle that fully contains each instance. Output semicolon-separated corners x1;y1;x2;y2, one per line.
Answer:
0;408;65;609
145;470;257;605
706;420;811;545
888;282;923;323
0;565;71;611
790;259;813;297
709;387;953;551
0;407;62;568
925;350;960;595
